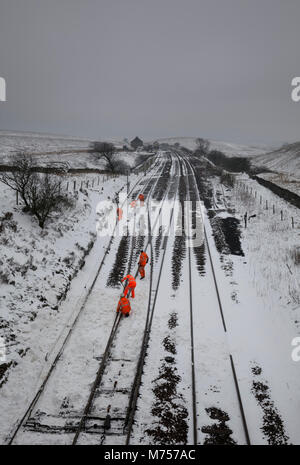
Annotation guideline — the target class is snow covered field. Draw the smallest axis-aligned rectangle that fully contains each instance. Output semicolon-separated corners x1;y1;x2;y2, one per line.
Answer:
0;131;150;170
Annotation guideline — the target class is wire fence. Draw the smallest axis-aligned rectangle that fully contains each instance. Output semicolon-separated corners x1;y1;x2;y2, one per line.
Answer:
236;180;298;230
15;173;119;206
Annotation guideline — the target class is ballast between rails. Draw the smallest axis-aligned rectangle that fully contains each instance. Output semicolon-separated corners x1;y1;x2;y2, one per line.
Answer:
179;156;198;445
72;153;176;445
71;154;172;444
180;153;251;446
125;154;181;444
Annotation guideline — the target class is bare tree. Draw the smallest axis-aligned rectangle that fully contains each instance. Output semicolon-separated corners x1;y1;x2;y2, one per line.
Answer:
90;141;117;172
27;173;72;228
0;153;34;207
0;153;73;228
194;138;210;157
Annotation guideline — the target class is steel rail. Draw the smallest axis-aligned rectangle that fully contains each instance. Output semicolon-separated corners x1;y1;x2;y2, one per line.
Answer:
183;154;251;446
72;153;173;444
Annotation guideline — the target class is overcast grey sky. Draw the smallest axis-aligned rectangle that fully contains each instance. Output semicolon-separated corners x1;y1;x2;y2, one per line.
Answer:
0;0;300;144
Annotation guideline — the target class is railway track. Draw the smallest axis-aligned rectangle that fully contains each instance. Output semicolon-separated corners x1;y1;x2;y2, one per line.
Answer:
8;150;251;445
71;154;175;444
180;154;251;445
180;158;198;445
7;153;165;445
71;154;180;445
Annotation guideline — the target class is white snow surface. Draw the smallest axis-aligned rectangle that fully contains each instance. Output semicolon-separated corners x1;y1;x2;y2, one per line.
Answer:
0;131;149;170
0;142;299;445
253;142;300;176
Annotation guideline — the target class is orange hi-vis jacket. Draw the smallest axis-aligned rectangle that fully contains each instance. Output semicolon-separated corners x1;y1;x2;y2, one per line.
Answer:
130;200;137;208
117;207;123;220
122;274;136;287
139;252;149;267
117;296;131;315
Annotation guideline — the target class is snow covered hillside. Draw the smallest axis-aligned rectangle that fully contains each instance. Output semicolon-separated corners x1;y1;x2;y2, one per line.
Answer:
156;137;269;157
253;142;300;176
0;131;149;170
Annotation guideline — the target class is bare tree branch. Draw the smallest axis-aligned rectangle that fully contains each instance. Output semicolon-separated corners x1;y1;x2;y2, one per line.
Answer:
90;141;117;172
0;153;73;228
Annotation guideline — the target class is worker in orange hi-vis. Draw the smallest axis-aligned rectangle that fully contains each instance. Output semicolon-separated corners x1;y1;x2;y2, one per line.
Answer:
138;193;144;205
117;207;123;221
138;250;149;280
121;274;136;298
116;295;131;317
130;200;137;209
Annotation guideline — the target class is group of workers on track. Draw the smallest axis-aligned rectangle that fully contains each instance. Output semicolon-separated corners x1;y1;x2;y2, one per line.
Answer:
116;192;148;318
116;250;149;317
116;193;144;223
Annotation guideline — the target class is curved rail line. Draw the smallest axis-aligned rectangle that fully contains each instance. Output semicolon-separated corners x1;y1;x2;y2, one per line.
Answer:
8;151;250;446
125;156;181;444
179;157;198;445
71;153;179;445
7;153;164;445
71;154;174;444
181;154;251;445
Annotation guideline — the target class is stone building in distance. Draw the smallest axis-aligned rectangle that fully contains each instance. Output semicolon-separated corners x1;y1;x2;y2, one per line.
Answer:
130;136;143;150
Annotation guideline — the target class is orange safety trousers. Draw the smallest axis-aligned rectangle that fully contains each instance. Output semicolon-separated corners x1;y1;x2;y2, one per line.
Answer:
139;252;148;267
124;282;135;298
117;208;123;221
139;265;145;278
122;275;136;298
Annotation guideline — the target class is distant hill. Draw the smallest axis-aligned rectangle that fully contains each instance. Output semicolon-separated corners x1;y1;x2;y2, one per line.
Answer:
156;137;270;158
0;131;144;170
252;142;300;175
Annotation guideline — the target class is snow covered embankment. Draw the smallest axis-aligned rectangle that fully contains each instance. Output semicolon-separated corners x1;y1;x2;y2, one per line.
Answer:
0;174;127;442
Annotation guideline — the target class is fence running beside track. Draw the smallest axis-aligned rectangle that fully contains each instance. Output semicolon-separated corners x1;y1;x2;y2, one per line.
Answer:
236;180;298;230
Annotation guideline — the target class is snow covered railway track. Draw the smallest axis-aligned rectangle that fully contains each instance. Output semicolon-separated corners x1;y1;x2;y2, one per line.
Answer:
181;155;251;445
6;154;166;445
71;158;175;445
124;155;181;444
69;154;179;445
